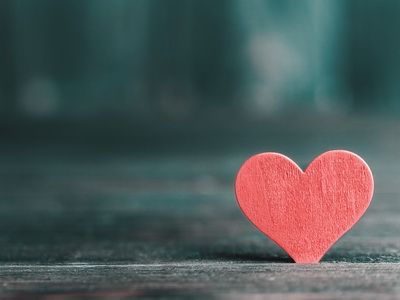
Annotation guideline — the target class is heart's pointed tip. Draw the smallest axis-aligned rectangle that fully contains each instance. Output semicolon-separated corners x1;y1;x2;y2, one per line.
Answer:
291;254;323;263
294;260;321;264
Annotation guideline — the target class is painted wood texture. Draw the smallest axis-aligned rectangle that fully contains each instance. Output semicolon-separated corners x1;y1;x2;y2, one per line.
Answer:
235;151;374;263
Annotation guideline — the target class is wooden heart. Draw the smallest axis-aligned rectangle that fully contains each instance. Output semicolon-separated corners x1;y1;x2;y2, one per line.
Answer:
235;150;374;263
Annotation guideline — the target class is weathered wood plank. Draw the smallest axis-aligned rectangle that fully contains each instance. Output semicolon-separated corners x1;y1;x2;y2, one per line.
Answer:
0;117;400;298
1;263;400;298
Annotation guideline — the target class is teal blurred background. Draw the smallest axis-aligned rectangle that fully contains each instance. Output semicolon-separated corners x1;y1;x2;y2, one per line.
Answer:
1;0;400;124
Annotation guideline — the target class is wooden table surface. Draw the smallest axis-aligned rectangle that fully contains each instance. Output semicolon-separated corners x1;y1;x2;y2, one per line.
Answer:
0;116;400;299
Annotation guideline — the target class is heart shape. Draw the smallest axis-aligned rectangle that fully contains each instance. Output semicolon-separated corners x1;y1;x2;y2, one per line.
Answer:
235;150;374;263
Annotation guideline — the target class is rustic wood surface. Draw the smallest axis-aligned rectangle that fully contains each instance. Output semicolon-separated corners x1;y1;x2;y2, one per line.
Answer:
0;116;400;299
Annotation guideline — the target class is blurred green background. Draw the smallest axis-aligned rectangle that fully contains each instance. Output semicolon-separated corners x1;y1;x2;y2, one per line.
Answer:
1;0;400;125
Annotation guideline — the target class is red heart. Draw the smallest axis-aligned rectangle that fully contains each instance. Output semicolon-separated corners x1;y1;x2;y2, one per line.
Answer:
235;150;374;263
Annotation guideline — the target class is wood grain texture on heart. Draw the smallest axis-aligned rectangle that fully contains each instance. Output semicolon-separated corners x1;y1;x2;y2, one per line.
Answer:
235;150;374;263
